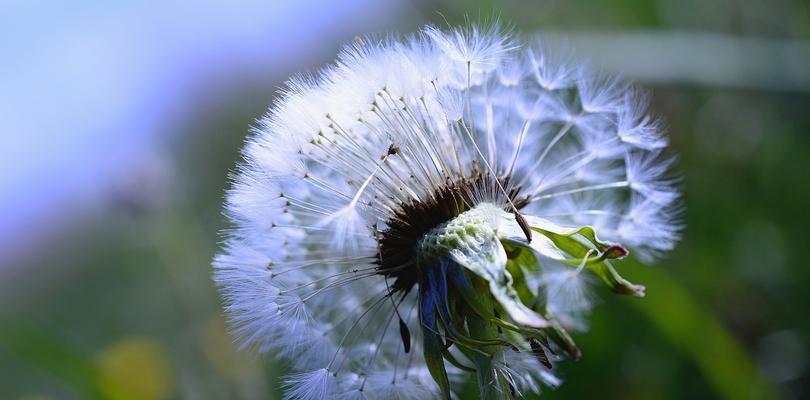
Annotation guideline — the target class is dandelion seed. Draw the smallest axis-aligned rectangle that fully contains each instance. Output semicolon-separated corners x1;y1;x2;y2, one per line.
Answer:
541;251;594;316
214;22;681;400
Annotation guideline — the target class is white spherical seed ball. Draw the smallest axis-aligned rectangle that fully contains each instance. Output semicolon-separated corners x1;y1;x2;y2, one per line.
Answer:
214;23;681;400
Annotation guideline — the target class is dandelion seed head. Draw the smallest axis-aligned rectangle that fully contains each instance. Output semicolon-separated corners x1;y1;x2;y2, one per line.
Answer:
214;22;681;399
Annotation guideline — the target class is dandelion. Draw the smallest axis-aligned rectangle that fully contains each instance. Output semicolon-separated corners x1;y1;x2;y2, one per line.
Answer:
213;22;681;400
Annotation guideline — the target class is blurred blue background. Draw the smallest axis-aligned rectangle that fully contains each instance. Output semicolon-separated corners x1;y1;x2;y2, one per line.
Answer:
1;0;809;399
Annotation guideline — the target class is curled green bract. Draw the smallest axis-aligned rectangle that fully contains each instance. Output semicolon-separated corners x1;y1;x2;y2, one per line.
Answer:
415;203;642;400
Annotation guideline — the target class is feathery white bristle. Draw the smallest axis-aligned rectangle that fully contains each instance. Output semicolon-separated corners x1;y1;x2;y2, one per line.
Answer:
541;253;594;315
283;368;337;400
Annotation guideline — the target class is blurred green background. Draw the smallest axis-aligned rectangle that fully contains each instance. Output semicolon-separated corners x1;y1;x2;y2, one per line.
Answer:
1;0;809;399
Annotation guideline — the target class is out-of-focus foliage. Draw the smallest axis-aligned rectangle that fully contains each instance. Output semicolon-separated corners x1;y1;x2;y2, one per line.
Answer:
1;0;809;399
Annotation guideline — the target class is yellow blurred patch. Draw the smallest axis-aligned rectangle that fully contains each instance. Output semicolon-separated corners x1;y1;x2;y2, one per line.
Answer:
95;338;172;400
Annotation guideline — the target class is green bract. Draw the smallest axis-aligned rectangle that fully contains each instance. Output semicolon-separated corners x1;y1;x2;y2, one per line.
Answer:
415;203;642;400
